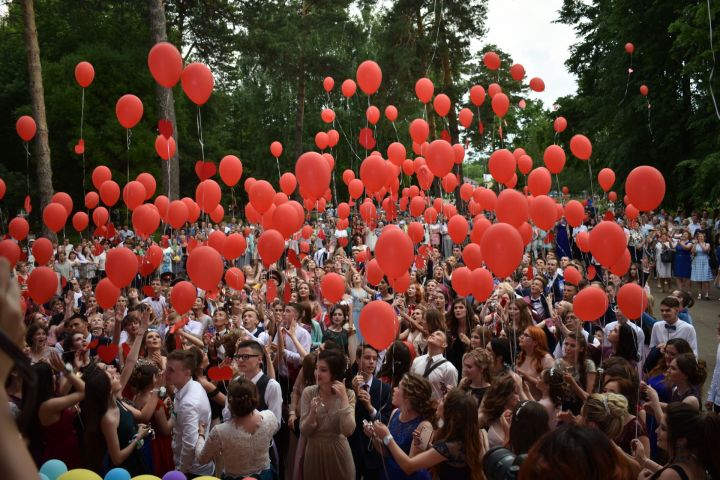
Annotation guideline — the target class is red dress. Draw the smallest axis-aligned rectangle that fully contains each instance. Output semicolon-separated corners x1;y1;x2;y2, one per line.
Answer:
41;407;83;469
151;399;174;477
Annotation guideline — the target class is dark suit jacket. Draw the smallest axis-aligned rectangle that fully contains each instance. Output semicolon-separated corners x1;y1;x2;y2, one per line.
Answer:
349;376;392;476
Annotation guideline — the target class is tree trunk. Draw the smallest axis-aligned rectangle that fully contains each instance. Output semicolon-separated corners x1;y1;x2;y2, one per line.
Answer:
149;0;180;200
20;0;54;235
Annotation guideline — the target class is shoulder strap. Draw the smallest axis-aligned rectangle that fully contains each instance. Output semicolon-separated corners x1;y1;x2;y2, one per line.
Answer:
668;465;690;480
423;359;448;378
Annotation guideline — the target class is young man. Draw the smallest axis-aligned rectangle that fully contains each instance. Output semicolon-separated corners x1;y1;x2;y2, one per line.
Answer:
526;276;551;321
349;344;392;480
545;258;565;301
410;330;458;400
222;340;282;423
165;350;214;477
141;277;167;321
650;296;698;357
274;302;311;383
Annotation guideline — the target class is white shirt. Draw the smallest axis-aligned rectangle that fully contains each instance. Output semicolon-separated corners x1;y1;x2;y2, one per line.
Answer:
172;379;214;475
142;295;167;321
649;319;698;357
222;370;283;425
274;325;311;377
410;353;458;400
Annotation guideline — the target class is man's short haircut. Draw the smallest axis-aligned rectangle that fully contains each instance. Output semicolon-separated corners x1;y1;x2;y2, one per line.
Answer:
168;349;197;373
356;343;379;359
660;296;681;309
236;339;264;356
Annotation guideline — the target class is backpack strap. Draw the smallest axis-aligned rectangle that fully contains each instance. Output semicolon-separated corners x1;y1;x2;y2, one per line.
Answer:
423;359;448;378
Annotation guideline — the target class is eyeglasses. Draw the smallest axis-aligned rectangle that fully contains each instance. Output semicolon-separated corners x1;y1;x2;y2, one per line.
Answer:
235;354;260;361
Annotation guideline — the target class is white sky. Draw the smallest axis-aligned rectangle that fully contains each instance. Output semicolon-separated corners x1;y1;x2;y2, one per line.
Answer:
483;0;579;106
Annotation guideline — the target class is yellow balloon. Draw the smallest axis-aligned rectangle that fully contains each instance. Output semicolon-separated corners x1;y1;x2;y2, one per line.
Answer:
57;470;102;480
193;477;222;480
131;476;161;480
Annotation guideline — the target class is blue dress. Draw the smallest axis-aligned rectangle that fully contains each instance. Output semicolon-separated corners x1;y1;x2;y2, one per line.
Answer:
673;243;692;278
383;411;431;480
691;244;713;281
646;374;672;461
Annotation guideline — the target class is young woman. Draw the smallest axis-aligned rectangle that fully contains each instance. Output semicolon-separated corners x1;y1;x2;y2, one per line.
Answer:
62;332;90;372
516;326;554;400
378;341;412;388
372;388;485;480
502;298;535;359
673;230;693;292
322;304;354;354
666;353;707;408
607;323;640;367
364;374;435;480
690;231;713;299
556;332;596;413
399;304;428;356
603;376;650;456
458;348;493;405
142;328;167;374
26;323;50;364
537;367;564;430
480;373;522;448
445;298;475;373
655;232;673;292
300;349;356;479
508;400;550;454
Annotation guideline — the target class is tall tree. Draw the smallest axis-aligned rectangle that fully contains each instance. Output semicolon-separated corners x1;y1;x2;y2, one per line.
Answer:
19;0;54;227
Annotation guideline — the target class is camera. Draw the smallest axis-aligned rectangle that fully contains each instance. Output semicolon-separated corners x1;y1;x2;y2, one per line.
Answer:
483;447;526;480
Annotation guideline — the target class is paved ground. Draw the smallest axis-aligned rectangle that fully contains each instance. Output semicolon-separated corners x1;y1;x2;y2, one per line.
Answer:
650;286;720;394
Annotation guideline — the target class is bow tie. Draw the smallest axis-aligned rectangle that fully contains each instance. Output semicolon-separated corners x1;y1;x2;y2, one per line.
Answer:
664;324;677;331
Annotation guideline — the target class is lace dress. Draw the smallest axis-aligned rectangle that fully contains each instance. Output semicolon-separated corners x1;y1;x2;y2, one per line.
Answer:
382;411;431;480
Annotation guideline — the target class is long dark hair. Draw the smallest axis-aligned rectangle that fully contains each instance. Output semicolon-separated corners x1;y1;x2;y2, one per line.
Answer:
445;297;472;337
509;400;550;454
612;324;639;363
435;389;484;480
79;362;111;472
378;341;411;387
20;363;55;454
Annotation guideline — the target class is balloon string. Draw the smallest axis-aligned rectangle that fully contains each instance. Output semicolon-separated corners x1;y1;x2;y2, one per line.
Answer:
333;99;363;164
196;106;205;161
126;128;132;227
275;157;281;182
647;101;655;142
24;142;30;195
81;87;86;198
618;69;632;106
707;0;720;120
391;121;399;143
554;174;565;206
425;0;443;76
586;160;596;204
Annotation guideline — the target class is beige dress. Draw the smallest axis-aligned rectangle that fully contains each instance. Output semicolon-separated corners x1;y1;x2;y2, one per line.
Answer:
299;385;356;480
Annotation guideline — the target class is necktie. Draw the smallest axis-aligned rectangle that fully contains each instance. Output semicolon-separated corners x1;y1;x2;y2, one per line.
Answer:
665;324;677;331
423;356;435;377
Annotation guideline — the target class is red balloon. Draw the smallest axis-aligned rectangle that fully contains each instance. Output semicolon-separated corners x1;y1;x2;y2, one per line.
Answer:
31;238;53;265
155;134;177;161
0;240;20;268
321;273;345;303
249;180;275;214
481;223;524;278
195;179;222;213
115;94;143;129
295;152;330;200
27;266;58;304
471;268;494;301
529;77;545;92
51;192;73;216
483;51;501;70
315;132;329;150
187;246;223;290
470;85;486;106
99;181;120;207
155;195;170;220
210;205;224;224
106;247;138;288
43;203;68;233
589;221;627;266
576;231;590;252
341;79;357;97
553;117;567;133
570;134;592;160
359;300;398;350
458;108;474;129
386;142;406;167
92;207;109;227
446;214;467;244
123;181;146;210
224;267;246;292
16;116;36;142
441;173;458;193
462;243;483;270
564;266;581;286
375;227;413;279
529;195;557;231
433;94;451;117
598;168;615;192
92;166;112;190
167;200;188;229
270;141;283;158
356;60;382;95
543;145;566;174
136;173;156;199
639;85;649;96
385;105;398;122
148;42;183;87
625;42;635;54
348;179;364;199
452;266;472;297
610;249;631;276
171;281;197;315
470;216;491;244
425;140;454;178
181;63;214;105
625;166;665;212
0;178;5;200
488;149;516;185
409;119;430;144
219;155;243;187
277;172;296;196
321;108;335;124
74;61;95;88
72;212;89;232
272;203;301;238
96;278;120;309
617;283;648;319
491;93;510;118
9;217;29;241
510;63;525;81
365;105;380;125
257;229;285;267
132;204;160;239
564;200;585;227
527;167;552;196
517;154;533;175
573;286;608;322
360;155;387;193
415;77;434;103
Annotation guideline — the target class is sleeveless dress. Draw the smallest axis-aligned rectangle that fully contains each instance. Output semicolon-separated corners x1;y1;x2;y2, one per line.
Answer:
41;407;83;469
690;244;713;281
382;411;431;480
151;399;174;477
673;243;692;278
104;400;146;476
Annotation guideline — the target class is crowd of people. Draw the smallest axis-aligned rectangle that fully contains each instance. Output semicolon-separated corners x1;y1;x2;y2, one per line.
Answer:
2;204;720;480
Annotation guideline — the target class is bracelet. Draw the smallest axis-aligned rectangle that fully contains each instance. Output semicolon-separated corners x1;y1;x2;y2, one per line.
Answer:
208;388;221;398
383;434;394;446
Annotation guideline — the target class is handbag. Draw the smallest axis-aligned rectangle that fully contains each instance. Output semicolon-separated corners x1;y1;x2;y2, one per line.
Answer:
660;249;674;263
